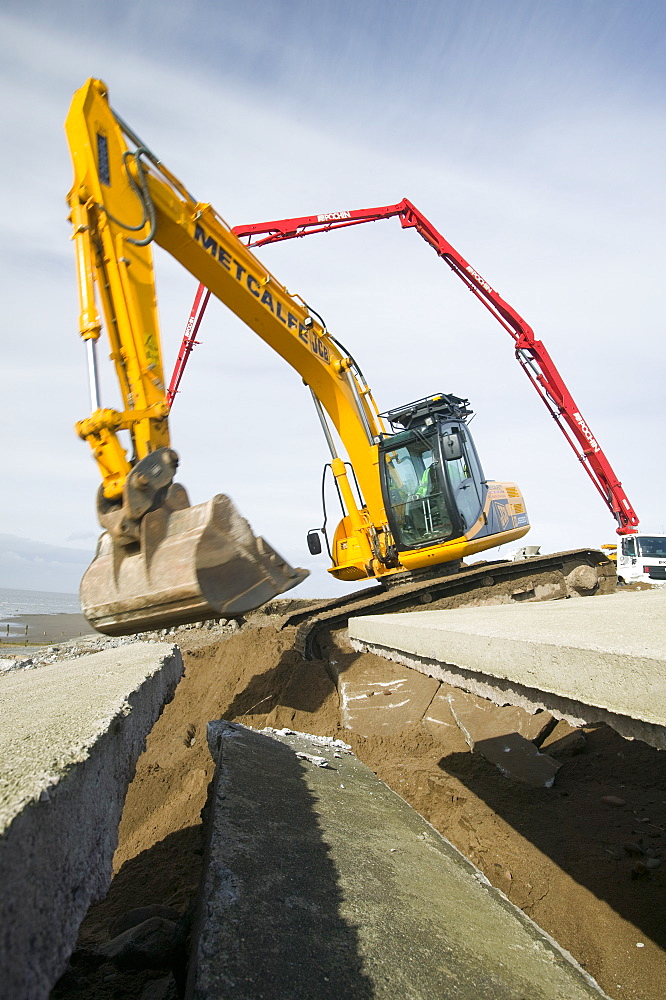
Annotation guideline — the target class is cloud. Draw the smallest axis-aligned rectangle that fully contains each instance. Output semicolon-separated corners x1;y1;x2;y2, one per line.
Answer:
0;535;92;593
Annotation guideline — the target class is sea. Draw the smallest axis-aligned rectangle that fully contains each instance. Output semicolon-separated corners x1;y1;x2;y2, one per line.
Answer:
0;587;81;619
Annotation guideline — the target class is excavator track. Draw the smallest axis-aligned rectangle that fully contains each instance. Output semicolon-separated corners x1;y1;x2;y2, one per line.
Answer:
279;549;616;660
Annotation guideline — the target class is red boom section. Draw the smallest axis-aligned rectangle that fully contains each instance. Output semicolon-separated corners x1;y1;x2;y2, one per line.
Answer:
167;282;210;406
231;199;639;534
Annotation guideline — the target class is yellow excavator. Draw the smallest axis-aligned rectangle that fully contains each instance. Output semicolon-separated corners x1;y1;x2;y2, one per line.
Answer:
65;78;532;635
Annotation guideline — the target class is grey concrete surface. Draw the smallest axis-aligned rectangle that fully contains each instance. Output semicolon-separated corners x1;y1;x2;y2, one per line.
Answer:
0;642;183;1000
187;722;609;1000
331;649;440;736
348;588;666;748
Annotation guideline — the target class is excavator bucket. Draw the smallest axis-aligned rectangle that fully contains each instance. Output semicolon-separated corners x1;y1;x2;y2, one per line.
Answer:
80;494;308;635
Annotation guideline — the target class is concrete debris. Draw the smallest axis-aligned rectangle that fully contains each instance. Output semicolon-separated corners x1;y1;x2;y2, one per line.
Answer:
108;905;181;940
97;916;178;970
446;690;561;787
632;858;662;877
446;689;556;744
546;729;587;758
263;728;352;751
0;618;243;674
295;752;330;767
0;656;32;672
475;731;561;787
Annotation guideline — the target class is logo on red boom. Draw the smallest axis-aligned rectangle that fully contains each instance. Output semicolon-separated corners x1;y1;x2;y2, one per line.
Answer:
317;211;351;222
465;266;493;294
573;412;600;453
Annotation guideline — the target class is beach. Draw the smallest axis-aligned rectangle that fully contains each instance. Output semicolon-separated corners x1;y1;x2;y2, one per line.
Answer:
0;612;96;651
0;588;96;651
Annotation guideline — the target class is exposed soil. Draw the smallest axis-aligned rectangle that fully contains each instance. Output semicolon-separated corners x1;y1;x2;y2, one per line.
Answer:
52;613;666;1000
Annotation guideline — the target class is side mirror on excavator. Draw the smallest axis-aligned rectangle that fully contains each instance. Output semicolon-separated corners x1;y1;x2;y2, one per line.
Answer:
442;432;463;461
307;530;323;555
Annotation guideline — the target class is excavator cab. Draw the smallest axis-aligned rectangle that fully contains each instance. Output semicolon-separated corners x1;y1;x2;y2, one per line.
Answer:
379;394;485;552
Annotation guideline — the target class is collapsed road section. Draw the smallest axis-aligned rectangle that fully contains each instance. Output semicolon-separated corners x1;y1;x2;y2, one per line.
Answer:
187;721;609;1000
0;643;182;1000
348;588;666;749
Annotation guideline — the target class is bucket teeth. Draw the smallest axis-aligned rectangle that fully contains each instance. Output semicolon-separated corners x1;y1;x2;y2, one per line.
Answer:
80;494;308;635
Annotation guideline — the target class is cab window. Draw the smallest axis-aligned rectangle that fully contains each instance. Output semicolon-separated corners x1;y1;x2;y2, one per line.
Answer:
443;430;483;530
382;436;455;549
637;536;666;559
621;537;636;558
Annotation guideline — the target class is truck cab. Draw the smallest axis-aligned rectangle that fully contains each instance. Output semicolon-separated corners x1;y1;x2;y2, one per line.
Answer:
617;534;666;585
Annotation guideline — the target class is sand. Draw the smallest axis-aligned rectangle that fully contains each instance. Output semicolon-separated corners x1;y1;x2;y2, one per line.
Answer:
51;617;666;1000
0;612;95;651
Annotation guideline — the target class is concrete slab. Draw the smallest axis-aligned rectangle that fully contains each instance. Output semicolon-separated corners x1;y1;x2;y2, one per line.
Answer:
0;642;182;1000
333;652;440;736
349;589;666;749
187;722;609;1000
446;690;555;744
447;690;560;787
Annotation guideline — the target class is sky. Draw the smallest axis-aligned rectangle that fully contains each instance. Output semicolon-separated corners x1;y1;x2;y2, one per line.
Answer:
0;0;664;597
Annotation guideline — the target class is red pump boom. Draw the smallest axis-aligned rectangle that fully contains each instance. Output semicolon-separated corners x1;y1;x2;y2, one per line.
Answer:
229;199;638;535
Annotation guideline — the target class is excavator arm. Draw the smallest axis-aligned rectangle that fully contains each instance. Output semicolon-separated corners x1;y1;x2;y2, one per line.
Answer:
67;81;385;501
66;79;326;633
232;200;639;535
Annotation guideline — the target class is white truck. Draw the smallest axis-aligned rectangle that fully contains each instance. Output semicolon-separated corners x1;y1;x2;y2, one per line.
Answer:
616;534;666;585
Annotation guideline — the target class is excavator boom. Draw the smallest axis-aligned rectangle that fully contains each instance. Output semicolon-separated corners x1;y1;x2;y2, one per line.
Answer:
66;79;308;634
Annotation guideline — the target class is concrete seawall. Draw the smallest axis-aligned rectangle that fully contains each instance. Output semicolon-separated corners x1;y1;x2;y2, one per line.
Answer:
0;643;183;1000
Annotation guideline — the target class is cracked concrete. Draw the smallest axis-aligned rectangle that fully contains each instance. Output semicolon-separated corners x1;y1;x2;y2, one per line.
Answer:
0;642;183;999
188;722;610;999
349;589;666;748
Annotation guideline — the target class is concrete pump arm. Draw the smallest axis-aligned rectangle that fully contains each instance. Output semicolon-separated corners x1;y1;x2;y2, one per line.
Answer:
232;200;639;535
65;79;386;564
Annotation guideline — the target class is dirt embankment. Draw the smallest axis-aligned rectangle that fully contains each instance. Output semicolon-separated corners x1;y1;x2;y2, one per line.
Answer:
53;617;666;1000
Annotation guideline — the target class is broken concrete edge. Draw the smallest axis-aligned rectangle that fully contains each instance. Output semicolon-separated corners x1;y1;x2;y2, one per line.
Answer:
184;720;239;1000
187;721;610;1000
446;692;562;788
0;644;183;1000
349;638;666;751
347;591;666;725
443;690;558;747
0;643;183;831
